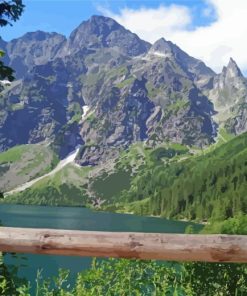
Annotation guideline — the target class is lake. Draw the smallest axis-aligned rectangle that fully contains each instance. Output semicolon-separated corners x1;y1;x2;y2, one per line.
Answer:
0;204;202;291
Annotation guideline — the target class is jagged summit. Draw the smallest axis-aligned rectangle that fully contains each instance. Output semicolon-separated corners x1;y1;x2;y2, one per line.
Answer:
1;14;247;162
70;15;122;40
149;37;193;60
5;31;66;78
13;31;65;42
148;38;173;57
210;57;247;133
88;14;121;27
68;15;150;56
222;57;243;78
148;37;215;80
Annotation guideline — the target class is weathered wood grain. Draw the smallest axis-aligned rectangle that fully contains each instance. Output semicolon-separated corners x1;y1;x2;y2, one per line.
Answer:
0;227;246;262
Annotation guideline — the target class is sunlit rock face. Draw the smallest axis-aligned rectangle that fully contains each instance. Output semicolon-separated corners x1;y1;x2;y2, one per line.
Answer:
207;58;247;134
1;15;247;164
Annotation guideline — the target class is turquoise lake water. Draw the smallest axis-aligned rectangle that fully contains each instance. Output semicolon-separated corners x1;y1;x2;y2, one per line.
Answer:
0;204;202;291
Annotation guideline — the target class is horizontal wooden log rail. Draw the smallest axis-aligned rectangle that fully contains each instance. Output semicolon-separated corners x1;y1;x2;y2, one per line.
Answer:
0;227;246;263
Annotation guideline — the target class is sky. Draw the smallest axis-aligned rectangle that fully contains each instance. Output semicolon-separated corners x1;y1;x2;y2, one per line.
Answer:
1;0;247;74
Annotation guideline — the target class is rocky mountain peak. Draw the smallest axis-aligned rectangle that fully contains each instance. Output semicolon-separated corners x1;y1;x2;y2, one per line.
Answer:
222;57;243;78
2;14;247;163
88;15;121;31
70;15;121;41
148;37;215;83
215;58;244;91
18;31;63;42
210;57;247;132
68;15;150;56
5;31;66;78
148;38;173;57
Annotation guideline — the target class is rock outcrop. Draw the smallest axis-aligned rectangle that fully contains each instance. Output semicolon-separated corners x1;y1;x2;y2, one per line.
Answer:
1;15;247;164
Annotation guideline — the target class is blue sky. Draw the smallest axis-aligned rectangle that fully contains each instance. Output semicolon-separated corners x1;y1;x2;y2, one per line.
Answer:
1;0;247;74
1;0;214;41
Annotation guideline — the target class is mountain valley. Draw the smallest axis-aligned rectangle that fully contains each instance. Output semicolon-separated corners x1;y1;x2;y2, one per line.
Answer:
1;15;247;221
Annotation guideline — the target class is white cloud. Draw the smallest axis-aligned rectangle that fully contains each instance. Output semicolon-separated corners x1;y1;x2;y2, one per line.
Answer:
98;0;247;73
98;4;192;41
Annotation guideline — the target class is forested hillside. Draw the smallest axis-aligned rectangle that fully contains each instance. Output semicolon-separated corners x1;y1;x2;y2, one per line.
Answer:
2;14;247;220
4;133;247;222
112;132;247;221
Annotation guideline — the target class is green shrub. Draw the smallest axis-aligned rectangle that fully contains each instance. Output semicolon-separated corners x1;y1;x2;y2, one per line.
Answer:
11;259;246;296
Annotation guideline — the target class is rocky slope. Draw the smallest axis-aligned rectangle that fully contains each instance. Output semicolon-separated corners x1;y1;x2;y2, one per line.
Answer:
3;31;66;78
207;58;247;134
1;15;247;165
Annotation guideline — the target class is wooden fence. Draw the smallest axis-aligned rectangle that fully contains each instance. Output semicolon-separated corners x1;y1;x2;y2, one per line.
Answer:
0;227;246;262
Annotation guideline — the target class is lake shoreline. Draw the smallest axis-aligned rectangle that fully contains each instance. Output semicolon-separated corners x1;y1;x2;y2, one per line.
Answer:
0;201;205;226
0;203;203;292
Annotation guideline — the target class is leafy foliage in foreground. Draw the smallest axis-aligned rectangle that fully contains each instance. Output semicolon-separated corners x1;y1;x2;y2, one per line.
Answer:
0;0;24;89
0;0;24;27
202;214;247;235
0;253;28;296
4;259;246;296
1;216;247;295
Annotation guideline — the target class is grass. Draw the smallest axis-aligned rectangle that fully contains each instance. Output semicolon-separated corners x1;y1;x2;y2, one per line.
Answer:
108;66;128;80
4;164;92;206
0;144;59;191
91;169;131;201
9;102;24;111
3;131;241;212
166;99;189;114
0;145;29;163
145;82;163;98
116;77;135;88
219;127;235;142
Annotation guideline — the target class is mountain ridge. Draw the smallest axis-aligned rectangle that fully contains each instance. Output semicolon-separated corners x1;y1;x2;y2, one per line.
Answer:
1;15;247;165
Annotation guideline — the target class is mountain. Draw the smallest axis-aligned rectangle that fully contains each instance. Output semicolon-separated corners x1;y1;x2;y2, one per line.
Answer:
0;15;247;166
5;131;247;222
74;36;218;164
0;143;58;192
65;15;151;57
117;132;247;221
1;15;247;220
207;58;247;134
148;38;215;85
5;31;66;78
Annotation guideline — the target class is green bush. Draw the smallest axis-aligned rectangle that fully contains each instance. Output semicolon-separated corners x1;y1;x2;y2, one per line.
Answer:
1;216;247;295
7;259;245;296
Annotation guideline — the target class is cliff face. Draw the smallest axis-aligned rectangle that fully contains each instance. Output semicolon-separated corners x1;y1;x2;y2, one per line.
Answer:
207;58;247;134
1;15;247;164
5;31;66;78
